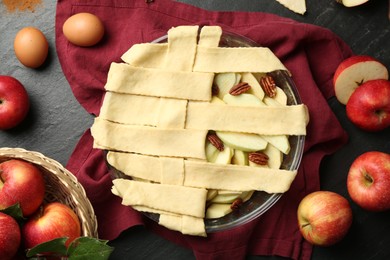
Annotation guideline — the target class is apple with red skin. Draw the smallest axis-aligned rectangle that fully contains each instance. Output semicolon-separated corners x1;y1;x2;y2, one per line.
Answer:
0;75;30;130
22;202;81;249
297;191;353;246
346;79;390;132
333;55;388;105
0;212;21;260
347;151;390;212
0;159;45;216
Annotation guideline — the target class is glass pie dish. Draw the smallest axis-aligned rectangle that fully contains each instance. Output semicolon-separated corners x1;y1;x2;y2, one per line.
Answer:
108;29;305;233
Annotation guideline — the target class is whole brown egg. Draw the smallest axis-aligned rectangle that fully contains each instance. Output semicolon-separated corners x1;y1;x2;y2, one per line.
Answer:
14;27;49;69
63;12;105;47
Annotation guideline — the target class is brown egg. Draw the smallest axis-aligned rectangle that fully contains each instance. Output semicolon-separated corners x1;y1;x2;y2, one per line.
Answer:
63;12;104;47
14;27;49;69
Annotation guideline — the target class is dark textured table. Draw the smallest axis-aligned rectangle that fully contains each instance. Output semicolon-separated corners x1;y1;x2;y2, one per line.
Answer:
1;0;389;259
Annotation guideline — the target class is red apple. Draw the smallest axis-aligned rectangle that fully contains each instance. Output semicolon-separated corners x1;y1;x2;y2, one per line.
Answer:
347;151;390;212
22;202;81;249
0;75;30;130
346;79;390;132
0;212;21;260
0;159;45;216
297;191;353;246
333;55;388;105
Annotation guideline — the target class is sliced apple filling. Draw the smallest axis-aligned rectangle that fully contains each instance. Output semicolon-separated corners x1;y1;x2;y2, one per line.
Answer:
91;25;309;236
203;71;293;219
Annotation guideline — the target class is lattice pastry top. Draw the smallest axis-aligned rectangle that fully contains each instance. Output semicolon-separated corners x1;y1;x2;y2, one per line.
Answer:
91;25;309;236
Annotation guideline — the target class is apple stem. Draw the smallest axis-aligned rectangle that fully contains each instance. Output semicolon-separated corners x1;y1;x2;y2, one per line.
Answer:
0;170;4;189
356;79;364;86
301;223;311;228
363;172;374;185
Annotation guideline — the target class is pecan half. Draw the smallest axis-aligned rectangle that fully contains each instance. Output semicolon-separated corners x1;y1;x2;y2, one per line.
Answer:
248;151;269;165
231;198;243;211
212;84;220;96
207;133;224;151
229;82;251;96
260;75;277;98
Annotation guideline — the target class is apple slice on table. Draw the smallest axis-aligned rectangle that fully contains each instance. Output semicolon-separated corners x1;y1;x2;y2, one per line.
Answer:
205;203;232;219
333;55;389;105
336;0;369;7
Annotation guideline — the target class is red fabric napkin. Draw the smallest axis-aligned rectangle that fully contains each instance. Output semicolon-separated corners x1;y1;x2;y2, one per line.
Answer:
55;0;353;259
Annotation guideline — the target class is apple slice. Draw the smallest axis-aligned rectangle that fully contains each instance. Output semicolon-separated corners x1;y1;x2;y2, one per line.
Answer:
240;190;254;202
214;73;237;99
216;131;267;152
214;146;234;164
232;149;248;165
210;96;225;104
205;141;219;163
223;93;266;107
205;203;232;219
336;0;369;7
333;55;389;105
234;73;242;85
206;189;218;201
241;72;265;100
262;135;290;154
263;144;283;169
210;192;241;204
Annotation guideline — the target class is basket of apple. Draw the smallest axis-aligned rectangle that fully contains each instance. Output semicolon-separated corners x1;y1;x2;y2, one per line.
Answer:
0;147;112;260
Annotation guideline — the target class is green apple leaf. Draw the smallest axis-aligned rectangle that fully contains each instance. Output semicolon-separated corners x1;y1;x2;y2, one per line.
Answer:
67;237;114;260
26;237;68;257
25;236;114;259
0;203;25;222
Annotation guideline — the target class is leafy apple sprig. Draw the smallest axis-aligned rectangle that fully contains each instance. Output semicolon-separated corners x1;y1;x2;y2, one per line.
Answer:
0;204;114;260
26;237;114;260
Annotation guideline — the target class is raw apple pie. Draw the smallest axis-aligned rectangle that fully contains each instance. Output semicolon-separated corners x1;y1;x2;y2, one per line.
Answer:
91;25;309;236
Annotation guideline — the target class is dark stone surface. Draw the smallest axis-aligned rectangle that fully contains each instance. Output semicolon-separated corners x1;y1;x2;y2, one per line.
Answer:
1;0;389;259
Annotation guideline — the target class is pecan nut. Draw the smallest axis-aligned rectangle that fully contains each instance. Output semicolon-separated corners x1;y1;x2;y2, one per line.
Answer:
248;151;269;165
229;82;251;96
231;198;243;211
212;84;220;96
207;133;224;151
260;75;277;98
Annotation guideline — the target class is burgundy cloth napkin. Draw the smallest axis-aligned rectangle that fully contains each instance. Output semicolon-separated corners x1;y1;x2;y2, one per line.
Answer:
55;0;353;259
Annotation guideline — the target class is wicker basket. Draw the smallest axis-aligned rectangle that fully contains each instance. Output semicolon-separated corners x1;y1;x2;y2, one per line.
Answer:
0;147;98;238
